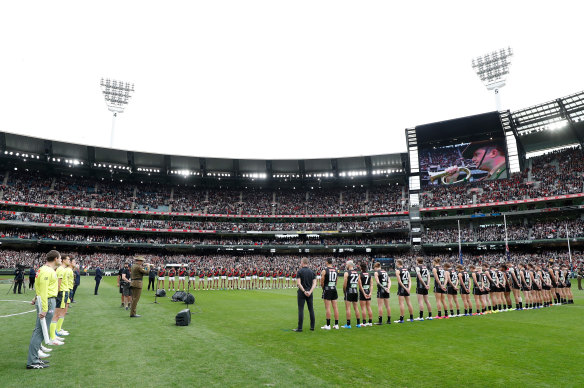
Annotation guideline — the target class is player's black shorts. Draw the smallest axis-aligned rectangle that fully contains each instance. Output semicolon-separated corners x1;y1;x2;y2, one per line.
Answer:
344;291;358;302
416;287;428;295
556;284;564;289
472;287;481;295
434;284;446;294
56;291;66;308
551;281;557;288
359;290;371;301
322;288;338;301
459;287;470;295
376;289;390;299
566;281;571;287
542;285;551;290
397;287;410;297
447;286;458;295
505;284;511;292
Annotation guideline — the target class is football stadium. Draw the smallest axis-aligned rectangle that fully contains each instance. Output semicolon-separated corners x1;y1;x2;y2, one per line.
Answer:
1;3;584;388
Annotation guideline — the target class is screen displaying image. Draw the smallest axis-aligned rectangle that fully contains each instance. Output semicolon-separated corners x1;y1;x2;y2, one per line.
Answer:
420;137;508;186
415;112;509;187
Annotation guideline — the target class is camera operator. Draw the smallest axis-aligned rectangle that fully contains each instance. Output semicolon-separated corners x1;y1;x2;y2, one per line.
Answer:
14;265;25;294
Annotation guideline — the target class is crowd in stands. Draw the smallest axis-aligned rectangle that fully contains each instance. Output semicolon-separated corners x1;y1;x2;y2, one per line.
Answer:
421;146;584;208
419;146;471;174
531;219;584;240
0;228;408;246
1;249;581;274
0;210;408;231
422;219;584;243
0;170;407;215
0;250;375;272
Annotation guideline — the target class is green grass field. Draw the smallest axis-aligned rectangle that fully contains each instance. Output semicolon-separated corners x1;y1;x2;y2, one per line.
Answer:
0;276;583;388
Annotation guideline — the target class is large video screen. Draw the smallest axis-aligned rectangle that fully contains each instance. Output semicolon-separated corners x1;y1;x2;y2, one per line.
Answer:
416;112;508;186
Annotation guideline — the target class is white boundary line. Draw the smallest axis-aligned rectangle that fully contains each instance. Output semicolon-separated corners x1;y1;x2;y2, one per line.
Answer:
0;299;36;318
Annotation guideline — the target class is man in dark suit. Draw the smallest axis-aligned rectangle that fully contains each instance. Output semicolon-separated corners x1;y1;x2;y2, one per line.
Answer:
293;258;317;332
71;262;81;302
129;256;151;317
94;266;103;295
148;266;156;291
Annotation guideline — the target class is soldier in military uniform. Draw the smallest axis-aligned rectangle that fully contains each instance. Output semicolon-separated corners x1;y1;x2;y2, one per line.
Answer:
443;140;508;184
129;256;151;318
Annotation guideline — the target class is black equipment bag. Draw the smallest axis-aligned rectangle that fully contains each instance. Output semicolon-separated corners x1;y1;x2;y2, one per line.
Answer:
175;309;191;326
184;293;195;305
172;291;186;301
156;289;166;297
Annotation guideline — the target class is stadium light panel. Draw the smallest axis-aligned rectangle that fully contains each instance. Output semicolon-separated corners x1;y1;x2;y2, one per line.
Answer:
100;78;135;148
472;47;513;110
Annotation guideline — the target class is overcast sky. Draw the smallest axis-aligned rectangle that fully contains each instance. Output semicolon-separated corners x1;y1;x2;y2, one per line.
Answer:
1;1;583;160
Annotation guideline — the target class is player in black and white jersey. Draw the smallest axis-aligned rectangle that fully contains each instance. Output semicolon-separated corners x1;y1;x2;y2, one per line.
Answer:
501;264;512;310
507;262;523;310
528;264;542;309
540;263;552;307
432;258;447;319
342;261;362;328
414;257;432;321
358;263;373;327
444;263;460;318
480;265;491;314
496;265;507;311
519;264;532;309
561;264;574;304
395;259;414;323
485;265;500;313
457;264;472;316
470;265;484;315
373;262;391;325
320;258;339;330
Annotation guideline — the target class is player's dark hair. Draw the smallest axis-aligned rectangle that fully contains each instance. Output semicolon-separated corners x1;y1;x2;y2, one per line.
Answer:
374;262;381;269
443;263;451;269
46;250;60;262
499;264;508;271
360;263;367;272
396;259;403;266
416;257;424;264
326;257;333;264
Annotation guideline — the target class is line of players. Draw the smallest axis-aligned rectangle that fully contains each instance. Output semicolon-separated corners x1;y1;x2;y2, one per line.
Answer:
154;266;301;291
318;257;575;330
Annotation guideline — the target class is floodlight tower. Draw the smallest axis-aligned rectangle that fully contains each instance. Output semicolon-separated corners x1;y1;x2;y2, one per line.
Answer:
471;47;513;111
100;78;135;148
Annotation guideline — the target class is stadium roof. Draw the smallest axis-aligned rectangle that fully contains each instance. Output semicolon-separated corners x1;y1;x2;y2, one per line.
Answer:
0;131;406;183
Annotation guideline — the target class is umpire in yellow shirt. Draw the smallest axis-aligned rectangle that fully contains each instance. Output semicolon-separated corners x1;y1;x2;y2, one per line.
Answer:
130;256;151;317
27;250;61;369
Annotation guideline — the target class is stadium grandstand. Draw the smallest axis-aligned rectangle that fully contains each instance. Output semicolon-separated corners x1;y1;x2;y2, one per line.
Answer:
0;90;583;272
